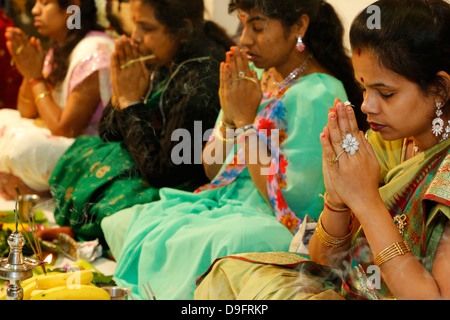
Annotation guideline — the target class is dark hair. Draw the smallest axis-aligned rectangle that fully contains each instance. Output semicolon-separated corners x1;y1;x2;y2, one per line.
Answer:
141;0;235;63
350;0;450;112
48;0;103;85
229;0;367;130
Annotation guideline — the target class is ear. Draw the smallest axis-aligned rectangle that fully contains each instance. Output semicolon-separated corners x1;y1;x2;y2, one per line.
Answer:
436;71;450;105
179;18;194;43
294;14;310;38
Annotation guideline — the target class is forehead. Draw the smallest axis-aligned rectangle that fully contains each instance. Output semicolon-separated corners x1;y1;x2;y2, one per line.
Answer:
130;0;157;21
352;49;409;88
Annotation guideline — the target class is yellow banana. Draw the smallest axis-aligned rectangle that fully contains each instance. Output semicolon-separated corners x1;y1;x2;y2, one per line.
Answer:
36;270;94;289
30;285;111;300
30;290;45;298
22;282;38;300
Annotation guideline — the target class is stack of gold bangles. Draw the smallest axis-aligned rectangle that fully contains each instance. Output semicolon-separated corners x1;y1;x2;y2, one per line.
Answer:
374;241;411;266
315;216;352;248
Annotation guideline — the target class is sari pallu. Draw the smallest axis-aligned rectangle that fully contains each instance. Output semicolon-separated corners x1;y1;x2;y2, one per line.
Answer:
194;132;450;300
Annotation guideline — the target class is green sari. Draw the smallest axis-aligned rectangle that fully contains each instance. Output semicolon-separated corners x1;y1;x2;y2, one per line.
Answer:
194;131;450;300
48;88;197;244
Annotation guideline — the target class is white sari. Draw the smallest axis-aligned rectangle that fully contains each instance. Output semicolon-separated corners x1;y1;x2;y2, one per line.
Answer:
0;31;114;191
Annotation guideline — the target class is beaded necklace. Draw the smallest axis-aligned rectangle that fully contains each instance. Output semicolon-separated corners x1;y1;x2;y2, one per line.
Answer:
262;54;313;94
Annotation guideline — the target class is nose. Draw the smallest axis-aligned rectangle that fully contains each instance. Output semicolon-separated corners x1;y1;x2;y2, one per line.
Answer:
239;27;254;48
360;92;378;116
31;2;40;16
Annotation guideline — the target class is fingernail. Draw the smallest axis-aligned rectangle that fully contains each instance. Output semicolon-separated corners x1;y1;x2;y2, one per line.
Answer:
328;107;335;113
320;133;326;139
329;113;336;119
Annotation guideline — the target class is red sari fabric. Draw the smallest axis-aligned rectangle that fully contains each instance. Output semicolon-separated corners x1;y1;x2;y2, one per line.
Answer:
0;9;22;109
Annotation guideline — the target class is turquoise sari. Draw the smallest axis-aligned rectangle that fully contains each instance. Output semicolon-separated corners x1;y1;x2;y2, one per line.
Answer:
101;73;348;299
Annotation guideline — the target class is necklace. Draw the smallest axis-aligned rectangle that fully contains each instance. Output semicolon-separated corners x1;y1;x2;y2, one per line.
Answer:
262;54;313;94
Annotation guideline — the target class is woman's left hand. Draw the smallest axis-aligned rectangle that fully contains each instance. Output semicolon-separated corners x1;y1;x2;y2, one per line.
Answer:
5;27;44;79
111;35;149;109
320;99;380;212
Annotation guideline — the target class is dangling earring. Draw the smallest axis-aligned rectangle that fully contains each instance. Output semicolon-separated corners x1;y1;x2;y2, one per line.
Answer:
296;36;306;52
432;102;444;138
443;120;450;141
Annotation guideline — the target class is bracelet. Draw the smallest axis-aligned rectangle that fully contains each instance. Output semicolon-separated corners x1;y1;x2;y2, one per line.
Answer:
28;77;45;88
34;91;51;103
373;241;411;267
320;192;349;212
220;119;236;130
215;125;235;144
236;125;257;144
315;215;352;248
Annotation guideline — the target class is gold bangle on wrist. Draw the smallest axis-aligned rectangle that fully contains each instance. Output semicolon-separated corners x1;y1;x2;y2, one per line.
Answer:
220;119;236;130
34;91;51;103
373;241;411;267
215;123;235;144
320;192;349;212
315;215;352;248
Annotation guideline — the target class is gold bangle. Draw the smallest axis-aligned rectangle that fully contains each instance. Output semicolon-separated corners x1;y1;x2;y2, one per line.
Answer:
215;124;235;144
220;119;236;130
315;215;352;248
320;192;349;212
35;91;51;103
374;241;411;267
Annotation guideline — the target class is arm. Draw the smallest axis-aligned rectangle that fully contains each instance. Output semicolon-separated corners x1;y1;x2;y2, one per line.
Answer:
316;100;450;300
30;72;101;137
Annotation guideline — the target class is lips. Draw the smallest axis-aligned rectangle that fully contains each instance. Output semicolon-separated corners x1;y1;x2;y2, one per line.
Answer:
34;20;42;27
369;122;387;132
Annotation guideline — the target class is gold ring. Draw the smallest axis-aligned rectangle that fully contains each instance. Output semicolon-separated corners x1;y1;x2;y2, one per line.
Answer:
15;45;24;55
232;76;257;84
329;150;345;165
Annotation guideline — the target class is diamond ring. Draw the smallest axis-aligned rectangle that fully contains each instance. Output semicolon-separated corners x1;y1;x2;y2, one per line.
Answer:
342;134;359;155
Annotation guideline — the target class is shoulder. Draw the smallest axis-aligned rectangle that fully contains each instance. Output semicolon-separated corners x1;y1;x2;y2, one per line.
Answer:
288;73;346;101
72;31;115;56
282;73;348;116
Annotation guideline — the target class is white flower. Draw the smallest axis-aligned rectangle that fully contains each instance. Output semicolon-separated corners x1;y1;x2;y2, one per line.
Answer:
342;134;359;156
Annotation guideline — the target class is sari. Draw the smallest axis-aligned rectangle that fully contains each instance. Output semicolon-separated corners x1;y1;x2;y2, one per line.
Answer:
0;31;114;191
194;131;450;300
102;73;348;300
50;56;223;244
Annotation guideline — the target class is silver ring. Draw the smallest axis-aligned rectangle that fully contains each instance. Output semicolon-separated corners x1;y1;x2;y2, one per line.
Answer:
342;134;359;155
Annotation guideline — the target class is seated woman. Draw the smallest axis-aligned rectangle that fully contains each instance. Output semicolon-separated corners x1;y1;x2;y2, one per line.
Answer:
195;0;450;300
101;0;365;300
45;0;233;243
0;7;22;109
0;0;114;199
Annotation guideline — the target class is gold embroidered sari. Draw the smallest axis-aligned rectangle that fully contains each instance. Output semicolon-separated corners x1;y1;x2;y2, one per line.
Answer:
194;131;450;300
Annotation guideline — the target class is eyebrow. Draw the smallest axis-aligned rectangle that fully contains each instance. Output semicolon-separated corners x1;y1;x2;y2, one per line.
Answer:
366;82;395;89
246;16;267;23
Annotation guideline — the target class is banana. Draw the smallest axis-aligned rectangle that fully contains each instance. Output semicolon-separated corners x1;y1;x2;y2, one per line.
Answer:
30;290;45;298
22;282;38;300
35;270;94;289
30;284;111;300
